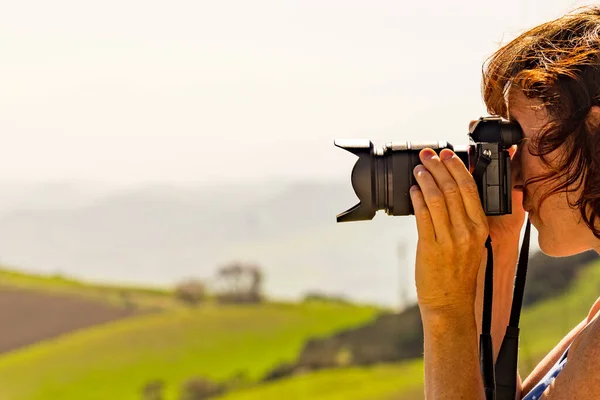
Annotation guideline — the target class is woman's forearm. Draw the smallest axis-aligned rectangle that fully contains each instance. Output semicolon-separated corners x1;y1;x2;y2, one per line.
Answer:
420;240;520;400
421;307;485;400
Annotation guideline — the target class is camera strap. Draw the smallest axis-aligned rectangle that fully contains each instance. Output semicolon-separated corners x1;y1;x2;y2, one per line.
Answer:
481;234;496;399
480;219;532;400
472;152;492;184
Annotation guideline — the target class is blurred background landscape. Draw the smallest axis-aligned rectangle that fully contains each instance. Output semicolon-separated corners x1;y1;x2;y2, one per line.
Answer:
0;180;415;307
0;0;598;399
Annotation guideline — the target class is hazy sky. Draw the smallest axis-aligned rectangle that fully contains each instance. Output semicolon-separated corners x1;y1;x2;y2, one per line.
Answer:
0;0;595;184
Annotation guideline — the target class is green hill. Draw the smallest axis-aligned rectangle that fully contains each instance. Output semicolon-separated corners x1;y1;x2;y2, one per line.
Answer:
218;361;425;400
0;259;598;400
215;259;600;400
0;302;377;400
0;267;176;310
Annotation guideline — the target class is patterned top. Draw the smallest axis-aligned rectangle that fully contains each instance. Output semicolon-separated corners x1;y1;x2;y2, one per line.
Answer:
522;345;570;400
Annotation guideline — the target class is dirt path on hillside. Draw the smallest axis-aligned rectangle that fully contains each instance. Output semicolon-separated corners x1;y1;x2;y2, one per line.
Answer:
0;286;141;354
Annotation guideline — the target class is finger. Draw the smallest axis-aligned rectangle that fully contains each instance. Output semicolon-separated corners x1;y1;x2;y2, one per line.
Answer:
409;185;435;240
439;149;487;225
413;164;451;241
419;148;469;229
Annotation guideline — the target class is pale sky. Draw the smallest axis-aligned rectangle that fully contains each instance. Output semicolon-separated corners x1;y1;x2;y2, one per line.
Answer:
0;0;595;184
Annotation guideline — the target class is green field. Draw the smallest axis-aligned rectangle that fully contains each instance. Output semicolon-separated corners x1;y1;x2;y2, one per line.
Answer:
0;301;377;400
218;361;425;400
0;260;598;400
215;260;600;400
0;267;177;310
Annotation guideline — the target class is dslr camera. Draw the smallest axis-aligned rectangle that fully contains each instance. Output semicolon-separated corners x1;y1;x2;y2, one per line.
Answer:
335;117;522;222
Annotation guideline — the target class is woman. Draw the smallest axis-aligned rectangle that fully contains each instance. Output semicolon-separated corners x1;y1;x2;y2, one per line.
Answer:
411;6;600;399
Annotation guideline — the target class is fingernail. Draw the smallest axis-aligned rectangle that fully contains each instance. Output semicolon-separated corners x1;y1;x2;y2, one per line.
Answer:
410;185;420;192
414;165;425;176
420;149;436;160
441;150;454;161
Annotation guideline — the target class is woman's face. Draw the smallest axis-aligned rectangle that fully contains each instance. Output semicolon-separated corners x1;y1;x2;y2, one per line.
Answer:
508;88;600;256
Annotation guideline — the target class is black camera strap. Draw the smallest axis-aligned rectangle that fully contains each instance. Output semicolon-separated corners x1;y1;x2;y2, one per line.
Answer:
481;235;496;399
480;219;532;400
494;219;532;400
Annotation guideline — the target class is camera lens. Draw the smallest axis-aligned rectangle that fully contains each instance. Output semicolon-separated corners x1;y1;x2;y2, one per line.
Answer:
335;140;458;222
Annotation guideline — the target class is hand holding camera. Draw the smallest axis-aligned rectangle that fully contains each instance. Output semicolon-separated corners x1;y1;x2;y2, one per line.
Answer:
409;147;490;313
334;116;526;312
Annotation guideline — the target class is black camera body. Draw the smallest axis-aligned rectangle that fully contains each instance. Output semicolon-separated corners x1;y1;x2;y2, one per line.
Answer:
335;117;523;222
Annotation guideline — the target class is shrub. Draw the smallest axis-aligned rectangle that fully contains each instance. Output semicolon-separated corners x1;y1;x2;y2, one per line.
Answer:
262;362;297;382
179;376;223;400
141;379;165;400
226;369;250;390
174;279;207;306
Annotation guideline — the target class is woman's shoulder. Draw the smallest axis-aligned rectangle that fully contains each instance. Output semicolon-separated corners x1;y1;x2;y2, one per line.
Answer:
586;295;600;323
568;295;600;355
526;296;600;398
520;296;600;397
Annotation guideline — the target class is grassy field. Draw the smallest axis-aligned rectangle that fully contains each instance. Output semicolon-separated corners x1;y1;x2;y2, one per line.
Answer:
0;267;177;310
218;361;425;400
0;259;598;400
215;259;600;400
0;301;377;400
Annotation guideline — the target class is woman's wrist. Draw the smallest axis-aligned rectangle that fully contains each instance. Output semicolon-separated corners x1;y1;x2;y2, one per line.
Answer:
421;305;479;350
489;231;521;253
420;301;475;323
488;234;521;270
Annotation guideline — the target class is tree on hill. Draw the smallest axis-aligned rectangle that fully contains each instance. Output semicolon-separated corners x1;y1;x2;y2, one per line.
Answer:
214;262;263;304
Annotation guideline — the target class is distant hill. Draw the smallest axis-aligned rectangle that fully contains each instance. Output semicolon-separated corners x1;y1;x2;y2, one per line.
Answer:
0;180;422;306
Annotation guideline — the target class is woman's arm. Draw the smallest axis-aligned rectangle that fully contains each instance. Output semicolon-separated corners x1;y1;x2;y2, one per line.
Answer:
421;305;485;399
409;147;492;400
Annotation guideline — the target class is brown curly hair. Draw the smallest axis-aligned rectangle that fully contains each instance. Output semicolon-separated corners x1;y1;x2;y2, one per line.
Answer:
482;5;600;238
